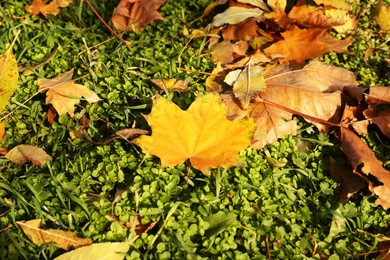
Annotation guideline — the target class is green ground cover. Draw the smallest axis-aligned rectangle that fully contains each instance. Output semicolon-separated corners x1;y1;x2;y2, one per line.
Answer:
0;0;389;259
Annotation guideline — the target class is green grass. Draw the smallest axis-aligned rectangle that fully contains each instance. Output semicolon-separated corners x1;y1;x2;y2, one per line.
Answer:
0;0;389;259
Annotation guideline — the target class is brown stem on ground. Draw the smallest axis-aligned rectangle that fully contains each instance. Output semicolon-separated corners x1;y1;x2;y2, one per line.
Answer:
83;0;130;47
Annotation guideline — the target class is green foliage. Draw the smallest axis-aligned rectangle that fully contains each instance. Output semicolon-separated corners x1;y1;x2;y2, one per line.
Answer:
0;0;389;259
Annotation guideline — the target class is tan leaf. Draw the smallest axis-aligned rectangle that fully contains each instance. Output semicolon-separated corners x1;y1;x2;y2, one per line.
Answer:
125;216;157;236
264;27;353;67
38;69;100;117
0;48;18;114
135;93;256;174
151;78;188;92
112;0;166;31
236;0;270;11
210;41;248;64
25;0;72;16
313;0;351;10
205;63;227;93
339;127;390;209
5;144;52;166
325;9;357;34
17;219;92;250
210;6;264;27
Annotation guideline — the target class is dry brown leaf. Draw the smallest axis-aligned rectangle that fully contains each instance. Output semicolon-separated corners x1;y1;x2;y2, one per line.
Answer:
25;0;72;16
329;157;367;203
151;79;189;92
210;41;249;64
288;1;344;28
38;69;100;117
5;144;52;166
17;219;92;250
222;18;261;41
264;27;353;67
125;216;157;236
218;62;351;148
135;93;256;174
339;127;390;209
112;0;166;31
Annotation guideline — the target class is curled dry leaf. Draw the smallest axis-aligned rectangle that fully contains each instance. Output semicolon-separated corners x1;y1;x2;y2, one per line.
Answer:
135;93;256;174
25;0;72;16
112;0;167;31
0;48;18;114
339;127;390;209
5;144;52;166
38;69;100;117
17;219;92;250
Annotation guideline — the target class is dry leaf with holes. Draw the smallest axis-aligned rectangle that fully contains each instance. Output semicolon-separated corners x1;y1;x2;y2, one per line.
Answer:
25;0;72;16
38;69;100;117
17;219;92;250
112;0;167;31
135;93;256;174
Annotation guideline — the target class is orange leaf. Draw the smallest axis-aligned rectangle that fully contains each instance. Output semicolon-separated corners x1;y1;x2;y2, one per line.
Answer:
135;93;256;174
25;0;72;16
210;41;248;64
264;27;352;67
222;18;261;41
5;144;52;166
17;219;92;250
0;122;5;141
38;69;100;117
339;127;390;209
112;0;167;31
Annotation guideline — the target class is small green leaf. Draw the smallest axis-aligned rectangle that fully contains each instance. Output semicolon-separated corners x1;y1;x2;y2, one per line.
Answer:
204;211;237;238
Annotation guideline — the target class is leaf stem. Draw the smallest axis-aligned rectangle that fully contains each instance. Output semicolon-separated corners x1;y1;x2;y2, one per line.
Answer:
83;0;130;47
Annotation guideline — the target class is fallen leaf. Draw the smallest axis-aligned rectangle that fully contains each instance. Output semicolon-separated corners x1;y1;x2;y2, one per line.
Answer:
219;62;349;148
224;64;266;109
325;9;356;34
112;0;167;31
236;0;269;11
210;6;264;28
339;127;390;209
222;18;261;41
54;240;135;260
25;0;72;16
5;144;52;166
135;93;256;174
329;157;367;203
17;219;92;250
313;0;351;10
210;41;248;64
0;122;5;141
151;78;188;92
0;48;18;114
86;128;148;145
38;69;100;117
267;0;287;10
376;1;390;34
288;1;344;28
264;26;353;67
194;0;228;22
47;105;57;124
125;216;157;236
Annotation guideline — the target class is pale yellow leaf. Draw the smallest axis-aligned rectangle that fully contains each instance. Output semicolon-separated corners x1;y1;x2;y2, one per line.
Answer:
0;48;18;114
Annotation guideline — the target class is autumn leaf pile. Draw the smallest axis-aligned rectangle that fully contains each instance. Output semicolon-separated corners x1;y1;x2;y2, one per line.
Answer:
1;0;390;259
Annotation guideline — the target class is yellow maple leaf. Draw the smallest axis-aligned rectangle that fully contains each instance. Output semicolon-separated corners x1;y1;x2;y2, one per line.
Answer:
377;1;390;34
38;69;100;117
136;93;256;174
